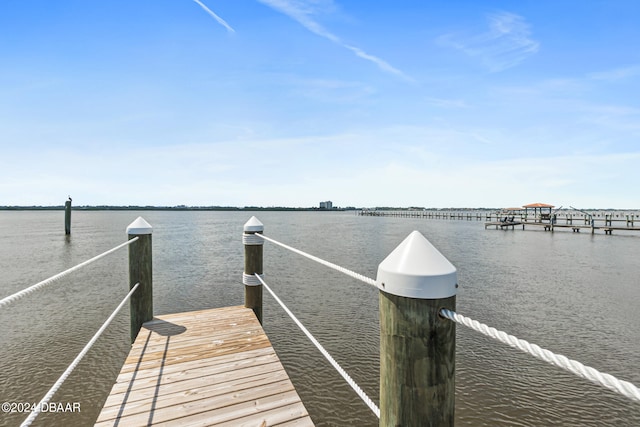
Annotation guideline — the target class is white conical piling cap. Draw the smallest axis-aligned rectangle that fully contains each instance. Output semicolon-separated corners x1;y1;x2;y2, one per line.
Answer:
376;231;457;299
126;217;153;235
244;216;264;232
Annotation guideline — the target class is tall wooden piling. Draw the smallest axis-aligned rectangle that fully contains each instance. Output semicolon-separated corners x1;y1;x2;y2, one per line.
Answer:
126;217;153;343
377;231;457;427
64;199;71;235
243;216;264;324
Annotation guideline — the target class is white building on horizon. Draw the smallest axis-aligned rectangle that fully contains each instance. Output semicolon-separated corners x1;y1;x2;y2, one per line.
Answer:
319;201;333;209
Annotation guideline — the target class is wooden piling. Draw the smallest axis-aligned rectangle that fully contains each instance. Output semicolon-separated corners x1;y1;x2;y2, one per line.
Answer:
243;216;264;324
126;217;153;343
377;231;457;427
64;200;71;235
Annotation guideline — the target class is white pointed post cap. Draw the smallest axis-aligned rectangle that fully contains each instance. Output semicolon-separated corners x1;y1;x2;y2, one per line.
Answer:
244;216;264;233
126;217;153;235
376;231;457;299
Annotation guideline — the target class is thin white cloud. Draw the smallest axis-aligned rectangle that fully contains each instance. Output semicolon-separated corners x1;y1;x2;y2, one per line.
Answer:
193;0;235;33
438;11;539;72
291;77;375;102
424;97;470;109
588;65;640;81
257;0;412;81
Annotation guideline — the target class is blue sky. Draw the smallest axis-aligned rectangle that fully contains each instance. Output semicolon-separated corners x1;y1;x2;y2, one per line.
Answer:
1;1;639;208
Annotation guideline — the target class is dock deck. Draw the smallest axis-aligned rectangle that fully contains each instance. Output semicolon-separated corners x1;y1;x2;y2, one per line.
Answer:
95;306;314;426
484;220;522;229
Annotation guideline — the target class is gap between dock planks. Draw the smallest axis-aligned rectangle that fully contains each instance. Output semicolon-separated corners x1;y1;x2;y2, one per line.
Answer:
95;306;314;426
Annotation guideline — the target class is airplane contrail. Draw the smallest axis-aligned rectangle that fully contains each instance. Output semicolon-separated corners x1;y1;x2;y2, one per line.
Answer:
193;0;235;33
257;0;411;81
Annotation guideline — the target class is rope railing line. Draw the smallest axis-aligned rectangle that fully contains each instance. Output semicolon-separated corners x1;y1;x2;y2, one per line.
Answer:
440;309;640;403
0;237;139;309
20;282;141;427
254;233;377;288
255;273;381;419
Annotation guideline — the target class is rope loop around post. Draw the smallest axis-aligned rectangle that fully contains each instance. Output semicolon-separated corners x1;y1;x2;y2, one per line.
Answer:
242;232;264;245
242;272;264;286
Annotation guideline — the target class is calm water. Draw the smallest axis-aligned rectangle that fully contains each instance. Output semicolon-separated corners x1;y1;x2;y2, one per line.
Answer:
0;211;639;426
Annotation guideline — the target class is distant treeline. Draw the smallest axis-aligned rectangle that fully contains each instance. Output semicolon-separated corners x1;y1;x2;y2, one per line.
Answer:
2;205;635;212
0;205;355;211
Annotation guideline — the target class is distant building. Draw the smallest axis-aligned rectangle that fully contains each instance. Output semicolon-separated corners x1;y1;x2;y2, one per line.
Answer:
319;201;333;210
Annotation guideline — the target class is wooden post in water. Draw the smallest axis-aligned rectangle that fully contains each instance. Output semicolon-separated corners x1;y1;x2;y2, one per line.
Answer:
126;217;153;343
377;231;457;427
64;198;72;235
243;216;264;324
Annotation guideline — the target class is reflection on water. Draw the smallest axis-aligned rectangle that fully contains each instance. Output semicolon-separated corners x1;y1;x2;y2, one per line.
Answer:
0;211;639;426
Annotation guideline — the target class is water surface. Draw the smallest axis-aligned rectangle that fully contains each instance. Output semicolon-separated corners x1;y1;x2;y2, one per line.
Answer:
0;211;638;426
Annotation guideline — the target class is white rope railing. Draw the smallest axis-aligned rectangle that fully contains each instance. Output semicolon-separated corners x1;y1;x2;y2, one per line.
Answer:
253;227;640;408
440;309;640;403
0;237;138;309
20;282;140;427
255;274;380;419
255;234;377;288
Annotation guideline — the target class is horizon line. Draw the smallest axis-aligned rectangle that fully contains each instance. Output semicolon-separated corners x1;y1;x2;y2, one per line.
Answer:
1;205;639;211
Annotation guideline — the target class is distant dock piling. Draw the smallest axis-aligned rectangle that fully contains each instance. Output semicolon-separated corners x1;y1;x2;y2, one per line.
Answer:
64;199;71;235
126;217;153;343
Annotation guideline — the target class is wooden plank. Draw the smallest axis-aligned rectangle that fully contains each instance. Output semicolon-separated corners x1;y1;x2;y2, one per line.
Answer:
123;327;268;366
144;305;249;323
103;360;286;406
212;402;313;427
112;346;277;384
274;416;317;427
119;334;273;373
147;391;308;427
98;375;294;423
97;384;302;426
96;306;313;426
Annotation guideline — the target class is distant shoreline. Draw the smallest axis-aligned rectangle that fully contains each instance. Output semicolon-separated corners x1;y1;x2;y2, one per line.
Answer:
0;205;353;212
1;206;638;211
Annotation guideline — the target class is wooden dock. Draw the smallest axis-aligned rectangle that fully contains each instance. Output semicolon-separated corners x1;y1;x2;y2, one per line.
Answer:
484;220;522;230
359;209;640;236
95;305;314;426
484;220;640;234
356;209;640;236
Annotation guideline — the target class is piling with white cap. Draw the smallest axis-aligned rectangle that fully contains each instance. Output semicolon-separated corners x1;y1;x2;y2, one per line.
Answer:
127;216;153;343
377;231;457;427
243;216;264;324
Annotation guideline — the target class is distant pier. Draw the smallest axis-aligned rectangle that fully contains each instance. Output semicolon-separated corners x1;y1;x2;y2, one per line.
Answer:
358;209;640;236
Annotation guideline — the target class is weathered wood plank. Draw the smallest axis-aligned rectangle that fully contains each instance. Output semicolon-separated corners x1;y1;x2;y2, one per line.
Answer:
212;402;312;427
123;328;267;365
148;391;307;427
95;306;313;426
104;360;286;405
99;375;294;423
273;416;318;427
112;346;277;384
120;334;273;373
